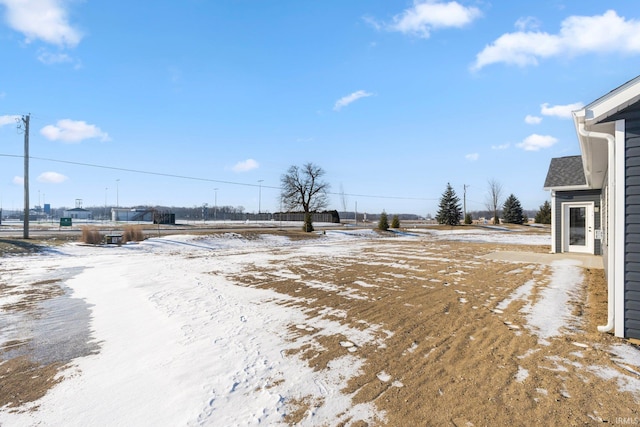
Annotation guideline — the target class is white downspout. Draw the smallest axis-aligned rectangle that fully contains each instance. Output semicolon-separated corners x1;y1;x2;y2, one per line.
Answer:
577;123;615;333
550;190;556;253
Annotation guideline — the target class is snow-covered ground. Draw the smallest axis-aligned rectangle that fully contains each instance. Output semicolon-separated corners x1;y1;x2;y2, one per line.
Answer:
0;230;389;426
1;227;639;425
412;225;552;245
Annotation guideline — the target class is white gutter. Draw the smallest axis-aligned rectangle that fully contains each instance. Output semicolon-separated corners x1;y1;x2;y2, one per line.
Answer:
577;123;615;333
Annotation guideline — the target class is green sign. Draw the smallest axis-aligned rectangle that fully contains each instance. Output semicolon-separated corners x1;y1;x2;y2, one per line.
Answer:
60;217;72;227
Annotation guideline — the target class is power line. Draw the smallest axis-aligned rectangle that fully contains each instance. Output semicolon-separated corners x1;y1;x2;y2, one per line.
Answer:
0;153;439;203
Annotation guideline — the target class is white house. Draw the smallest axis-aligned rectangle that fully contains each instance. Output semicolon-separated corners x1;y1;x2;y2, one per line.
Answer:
62;207;92;220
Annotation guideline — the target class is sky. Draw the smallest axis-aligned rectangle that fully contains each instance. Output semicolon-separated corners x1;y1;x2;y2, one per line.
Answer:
1;1;640;216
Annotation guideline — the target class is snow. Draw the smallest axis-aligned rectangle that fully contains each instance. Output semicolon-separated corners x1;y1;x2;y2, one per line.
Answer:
588;343;640;393
0;231;386;426
515;366;529;383
414;226;551;245
1;226;639;425
495;260;585;345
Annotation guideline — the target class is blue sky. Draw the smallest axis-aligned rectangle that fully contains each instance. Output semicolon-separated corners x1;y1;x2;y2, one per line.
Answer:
1;1;640;216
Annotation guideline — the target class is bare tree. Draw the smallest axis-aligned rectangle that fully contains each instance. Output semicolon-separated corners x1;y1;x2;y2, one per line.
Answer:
280;162;330;218
485;178;503;225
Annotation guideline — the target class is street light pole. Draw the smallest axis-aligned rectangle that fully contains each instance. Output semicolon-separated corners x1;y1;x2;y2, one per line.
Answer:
258;180;264;215
116;179;120;208
214;188;218;220
104;187;108;221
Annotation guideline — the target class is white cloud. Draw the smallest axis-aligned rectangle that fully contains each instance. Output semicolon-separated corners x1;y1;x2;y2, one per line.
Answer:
385;0;482;38
525;115;542;124
517;134;558;151
0;114;20;127
0;0;82;47
232;159;259;173
472;32;561;70
362;15;382;31
37;171;68;183
515;16;541;32
36;49;81;67
540;102;584;119
12;176;23;185
472;10;640;70
37;50;71;64
465;153;479;161
40;119;110;143
334;90;373;111
491;143;510;150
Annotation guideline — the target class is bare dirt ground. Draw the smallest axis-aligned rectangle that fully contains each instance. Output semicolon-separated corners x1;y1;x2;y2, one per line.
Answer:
226;230;639;426
1;227;639;426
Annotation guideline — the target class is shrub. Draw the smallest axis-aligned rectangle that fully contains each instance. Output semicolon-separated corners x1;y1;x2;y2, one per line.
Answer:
122;225;145;243
464;213;473;224
81;226;103;245
391;215;400;229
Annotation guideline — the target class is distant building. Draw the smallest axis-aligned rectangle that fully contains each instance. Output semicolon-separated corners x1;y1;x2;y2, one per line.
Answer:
112;208;154;222
63;207;92;220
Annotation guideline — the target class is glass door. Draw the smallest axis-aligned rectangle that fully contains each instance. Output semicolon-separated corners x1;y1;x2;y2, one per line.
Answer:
563;203;594;253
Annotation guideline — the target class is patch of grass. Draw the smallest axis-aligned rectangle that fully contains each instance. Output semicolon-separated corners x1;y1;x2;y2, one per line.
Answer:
122;225;145;243
81;226;103;245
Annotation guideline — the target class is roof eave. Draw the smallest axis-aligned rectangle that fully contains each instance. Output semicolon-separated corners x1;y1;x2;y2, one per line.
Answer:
583;75;640;125
543;184;593;192
572;110;592;187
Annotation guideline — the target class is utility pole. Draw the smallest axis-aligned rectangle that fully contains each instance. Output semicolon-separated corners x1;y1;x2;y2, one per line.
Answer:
21;114;30;239
463;184;469;220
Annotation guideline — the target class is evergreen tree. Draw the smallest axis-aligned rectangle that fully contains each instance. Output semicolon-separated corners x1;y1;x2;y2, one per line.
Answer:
464;212;473;224
534;201;552;224
502;194;524;224
436;183;462;226
391;215;400;229
378;211;389;231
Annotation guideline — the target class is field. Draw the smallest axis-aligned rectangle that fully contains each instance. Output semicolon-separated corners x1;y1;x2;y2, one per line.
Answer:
0;225;639;426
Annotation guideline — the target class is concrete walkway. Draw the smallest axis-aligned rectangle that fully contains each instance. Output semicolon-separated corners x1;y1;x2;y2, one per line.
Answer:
481;251;604;269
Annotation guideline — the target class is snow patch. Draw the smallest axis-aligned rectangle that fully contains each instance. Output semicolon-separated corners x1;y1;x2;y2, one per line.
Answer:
515;366;529;383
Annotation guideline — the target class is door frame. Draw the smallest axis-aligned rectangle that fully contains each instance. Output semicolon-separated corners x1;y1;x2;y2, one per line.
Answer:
561;201;595;254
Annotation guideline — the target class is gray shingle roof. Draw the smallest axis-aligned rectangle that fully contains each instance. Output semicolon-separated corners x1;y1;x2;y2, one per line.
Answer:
544;156;586;188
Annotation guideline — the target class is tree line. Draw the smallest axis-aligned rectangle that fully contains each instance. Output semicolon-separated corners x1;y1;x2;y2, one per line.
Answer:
280;164;554;231
435;181;551;226
41;163;553;231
